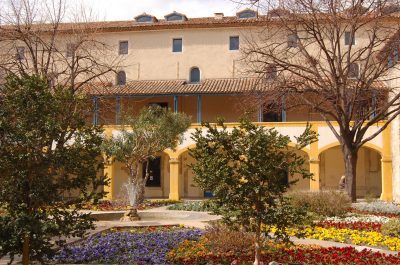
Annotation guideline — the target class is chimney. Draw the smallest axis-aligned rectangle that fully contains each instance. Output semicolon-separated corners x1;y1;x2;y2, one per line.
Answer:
214;12;224;19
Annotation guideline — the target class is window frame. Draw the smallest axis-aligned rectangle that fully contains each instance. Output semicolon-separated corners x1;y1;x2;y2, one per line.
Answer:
345;31;356;46
116;71;127;86
265;64;278;80
287;34;299;48
172;38;183;53
189;67;201;83
16;46;25;60
348;63;360;79
229;36;240;51
119;40;129;55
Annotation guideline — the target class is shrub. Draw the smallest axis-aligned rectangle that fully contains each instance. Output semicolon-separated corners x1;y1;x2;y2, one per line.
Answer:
203;223;254;256
286;190;351;217
167;200;215;212
353;201;400;215
381;219;400;237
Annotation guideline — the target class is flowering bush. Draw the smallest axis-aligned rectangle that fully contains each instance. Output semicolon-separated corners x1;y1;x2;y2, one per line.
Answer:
353;202;400;215
53;226;202;264
316;220;382;232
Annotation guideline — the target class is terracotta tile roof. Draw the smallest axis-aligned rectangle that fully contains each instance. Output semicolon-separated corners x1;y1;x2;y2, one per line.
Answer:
86;78;264;96
86;77;387;97
9;16;269;34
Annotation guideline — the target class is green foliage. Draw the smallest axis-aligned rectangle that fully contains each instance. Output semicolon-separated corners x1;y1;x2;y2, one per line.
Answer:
167;200;215;212
0;75;107;264
381;219;400;237
189;119;317;263
102;105;191;205
286;191;351;217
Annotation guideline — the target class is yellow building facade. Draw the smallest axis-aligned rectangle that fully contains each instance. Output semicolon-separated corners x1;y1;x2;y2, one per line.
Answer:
78;10;395;201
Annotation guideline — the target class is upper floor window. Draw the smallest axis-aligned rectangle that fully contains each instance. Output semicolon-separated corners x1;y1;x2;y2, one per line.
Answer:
16;46;25;60
66;43;75;57
119;41;128;55
237;9;257;19
287;34;298;48
190;67;201;83
116;71;126;85
135;13;157;23
229;36;240;50
165;11;187;22
265;64;278;80
172;38;182;53
349;63;359;79
345;31;355;45
388;48;399;67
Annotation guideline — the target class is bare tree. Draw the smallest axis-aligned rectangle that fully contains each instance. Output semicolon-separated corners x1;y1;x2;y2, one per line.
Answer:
0;0;122;92
238;0;400;201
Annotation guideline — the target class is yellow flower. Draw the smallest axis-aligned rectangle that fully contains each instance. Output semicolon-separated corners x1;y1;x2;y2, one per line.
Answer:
239;176;248;184
239;154;248;162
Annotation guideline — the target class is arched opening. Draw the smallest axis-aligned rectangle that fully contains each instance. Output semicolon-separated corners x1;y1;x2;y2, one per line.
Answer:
116;71;126;86
179;149;204;198
112;152;171;199
319;146;382;198
287;147;311;191
189;67;201;83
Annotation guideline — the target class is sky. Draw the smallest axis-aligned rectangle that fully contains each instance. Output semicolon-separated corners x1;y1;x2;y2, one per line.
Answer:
79;0;244;21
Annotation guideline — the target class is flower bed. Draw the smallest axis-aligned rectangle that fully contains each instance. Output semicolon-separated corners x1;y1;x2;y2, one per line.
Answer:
350;202;400;217
289;226;400;251
316;220;382;232
325;213;391;224
168;240;400;265
53;226;202;264
167;200;214;212
81;199;180;211
349;208;400;218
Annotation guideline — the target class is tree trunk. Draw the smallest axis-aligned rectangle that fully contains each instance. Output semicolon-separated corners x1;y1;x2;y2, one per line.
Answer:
22;235;30;265
343;145;358;202
253;225;261;265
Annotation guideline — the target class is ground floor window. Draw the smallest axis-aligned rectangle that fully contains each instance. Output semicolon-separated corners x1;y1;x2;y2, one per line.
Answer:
144;157;161;187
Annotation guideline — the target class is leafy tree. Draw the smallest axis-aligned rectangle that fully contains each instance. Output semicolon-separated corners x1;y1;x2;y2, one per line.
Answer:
190;119;317;265
0;75;107;265
238;0;400;201
102;105;191;220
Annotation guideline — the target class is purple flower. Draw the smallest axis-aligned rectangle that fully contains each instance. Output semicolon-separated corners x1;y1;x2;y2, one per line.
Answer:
53;228;203;264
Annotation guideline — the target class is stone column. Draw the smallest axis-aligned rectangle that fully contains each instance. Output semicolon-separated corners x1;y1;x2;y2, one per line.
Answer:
103;159;114;200
309;124;320;191
381;124;393;201
169;157;181;200
391;112;400;201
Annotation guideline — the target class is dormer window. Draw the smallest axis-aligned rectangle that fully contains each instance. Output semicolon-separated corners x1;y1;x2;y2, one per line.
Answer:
189;67;201;83
135;13;157;23
237;9;257;19
116;71;126;86
165;11;187;22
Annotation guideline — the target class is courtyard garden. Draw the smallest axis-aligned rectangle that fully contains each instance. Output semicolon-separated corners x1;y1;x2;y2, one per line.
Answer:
49;192;400;265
